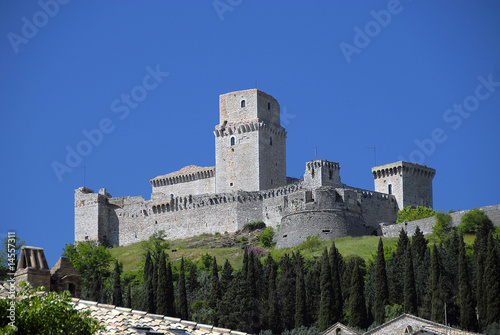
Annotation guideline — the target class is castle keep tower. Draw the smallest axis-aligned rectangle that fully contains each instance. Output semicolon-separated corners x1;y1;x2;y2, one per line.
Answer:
372;161;435;211
214;89;286;193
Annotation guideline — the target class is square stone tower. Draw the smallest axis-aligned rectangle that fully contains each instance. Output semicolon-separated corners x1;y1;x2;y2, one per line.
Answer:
372;161;435;211
214;89;286;193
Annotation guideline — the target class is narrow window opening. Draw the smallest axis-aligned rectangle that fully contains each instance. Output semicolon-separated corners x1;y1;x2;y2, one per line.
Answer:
241;100;246;108
268;102;271;110
322;229;331;233
270;137;273;145
230;137;235;146
271;179;273;185
230;182;233;186
388;184;392;195
311;168;315;179
329;169;333;180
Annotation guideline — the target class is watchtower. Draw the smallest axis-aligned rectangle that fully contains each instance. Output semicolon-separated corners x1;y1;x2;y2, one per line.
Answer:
214;89;287;193
303;160;342;189
372;161;435;211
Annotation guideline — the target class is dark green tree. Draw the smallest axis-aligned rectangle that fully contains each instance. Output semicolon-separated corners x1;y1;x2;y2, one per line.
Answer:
305;259;321;325
329;242;344;322
474;214;495;323
390;229;409;305
144;251;155;313
484;233;500;325
156;251;169;315
152;260;158;310
430;245;443;323
221;259;234;292
318;248;333;332
209;256;220;310
112;260;123;307
166;261;175;316
295;253;307;328
266;256;281;334
348;261;367;329
412;226;428;260
278;254;296;331
188;262;199;292
178;258;189;320
0;235;25;281
458;233;478;332
374;238;389;324
126;284;132;309
403;244;417;315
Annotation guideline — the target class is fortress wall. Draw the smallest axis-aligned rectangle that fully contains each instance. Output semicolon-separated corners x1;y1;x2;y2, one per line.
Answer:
381;204;500;237
151;176;215;199
354;189;398;228
277;209;370;249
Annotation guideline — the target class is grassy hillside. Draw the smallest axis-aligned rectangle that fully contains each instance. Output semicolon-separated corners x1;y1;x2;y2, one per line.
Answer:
110;229;477;274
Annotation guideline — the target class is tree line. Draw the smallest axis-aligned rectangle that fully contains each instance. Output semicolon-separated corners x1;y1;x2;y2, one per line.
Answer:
63;210;500;334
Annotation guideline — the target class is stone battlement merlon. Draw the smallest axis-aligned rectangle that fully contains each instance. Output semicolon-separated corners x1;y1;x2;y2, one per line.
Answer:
372;161;436;180
150;166;215;188
214;119;286;138
306;160;340;171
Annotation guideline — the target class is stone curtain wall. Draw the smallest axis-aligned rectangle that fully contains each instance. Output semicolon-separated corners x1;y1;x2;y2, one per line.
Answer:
381;204;500;237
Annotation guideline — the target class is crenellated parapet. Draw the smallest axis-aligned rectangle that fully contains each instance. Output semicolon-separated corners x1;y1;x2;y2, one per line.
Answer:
150;166;215;188
214;119;286;138
304;159;342;189
372;161;435;180
306;160;340;172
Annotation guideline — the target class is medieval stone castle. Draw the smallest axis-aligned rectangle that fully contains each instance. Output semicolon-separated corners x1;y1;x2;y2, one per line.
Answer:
74;89;436;248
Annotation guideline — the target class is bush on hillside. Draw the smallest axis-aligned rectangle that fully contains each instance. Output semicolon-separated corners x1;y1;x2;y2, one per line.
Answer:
433;211;452;240
396;206;436;223
243;221;266;231
259;227;274;248
458;208;493;234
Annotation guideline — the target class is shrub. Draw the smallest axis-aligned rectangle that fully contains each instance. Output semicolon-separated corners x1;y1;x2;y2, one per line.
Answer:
242;221;266;231
433;211;452;240
396;206;436;223
259;227;274;248
297;235;321;250
458;208;493;234
247;246;267;257
384;304;403;322
0;282;104;334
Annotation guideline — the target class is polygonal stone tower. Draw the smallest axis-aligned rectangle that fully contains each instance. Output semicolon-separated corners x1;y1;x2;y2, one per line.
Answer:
214;89;286;193
303;160;342;189
372;161;435;211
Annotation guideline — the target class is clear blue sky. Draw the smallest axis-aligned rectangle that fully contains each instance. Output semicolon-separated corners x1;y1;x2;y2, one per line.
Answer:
1;1;499;266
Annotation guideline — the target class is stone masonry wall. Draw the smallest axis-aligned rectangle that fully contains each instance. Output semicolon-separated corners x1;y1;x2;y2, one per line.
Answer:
381;204;500;237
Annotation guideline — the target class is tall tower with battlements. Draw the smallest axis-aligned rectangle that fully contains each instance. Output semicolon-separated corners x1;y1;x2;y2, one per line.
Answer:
214;89;287;193
372;161;435;211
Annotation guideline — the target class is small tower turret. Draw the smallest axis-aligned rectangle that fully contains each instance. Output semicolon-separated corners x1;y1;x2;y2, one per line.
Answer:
372;161;435;211
303;160;342;189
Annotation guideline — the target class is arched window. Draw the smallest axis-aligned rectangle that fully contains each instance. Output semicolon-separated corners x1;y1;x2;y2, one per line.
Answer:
230;137;235;146
241;100;246;108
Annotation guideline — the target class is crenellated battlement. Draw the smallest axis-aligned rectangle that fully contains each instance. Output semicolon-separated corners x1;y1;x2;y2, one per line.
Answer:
372;161;435;180
150;166;215;188
306;160;340;171
214;120;286;138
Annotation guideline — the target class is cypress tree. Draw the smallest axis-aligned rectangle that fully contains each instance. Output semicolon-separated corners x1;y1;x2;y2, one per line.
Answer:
305;259;322;325
319;248;333;332
278;254;296;331
188;263;199;292
458;233;477;332
209;256;220;310
166;261;175;316
157;251;168;315
484;232;500;325
412;226;428;260
178;258;189;320
295;253;307;328
390;229;409;305
113;260;123;307
266;256;281;334
374;238;389;324
247;251;257;298
221;259;234;292
144;251;155;313
473;216;494;323
253;253;264;300
403;244;417;315
330;242;344;322
127;284;132;308
348;262;367;329
430;244;443;323
152;259;158;311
